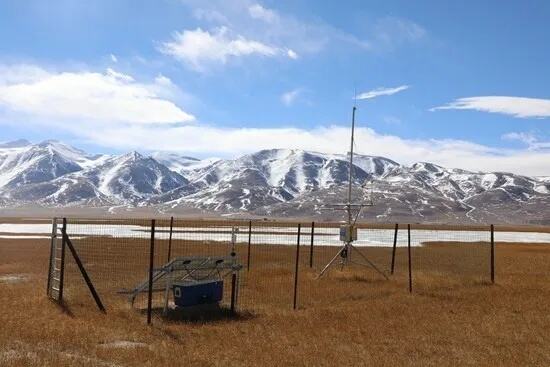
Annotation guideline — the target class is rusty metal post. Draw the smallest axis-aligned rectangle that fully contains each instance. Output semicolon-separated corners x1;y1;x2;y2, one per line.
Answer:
408;224;412;293
58;218;67;302
167;216;174;262
490;224;495;284
293;224;302;310
247;220;252;271
390;223;399;275
309;222;315;268
147;220;156;325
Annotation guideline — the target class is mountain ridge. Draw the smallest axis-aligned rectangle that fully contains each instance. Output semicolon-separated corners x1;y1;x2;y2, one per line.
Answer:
1;139;549;224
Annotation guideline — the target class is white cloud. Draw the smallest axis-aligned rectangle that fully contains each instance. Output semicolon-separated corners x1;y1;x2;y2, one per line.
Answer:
74;124;550;176
106;67;134;82
159;26;294;71
280;88;302;106
181;1;371;58
178;1;427;60
167;2;426;72
432;96;550;119
502;132;550;151
248;3;278;23
357;85;409;100
154;74;172;86
502;132;538;145
0;64;194;124
110;54;118;63
287;49;299;59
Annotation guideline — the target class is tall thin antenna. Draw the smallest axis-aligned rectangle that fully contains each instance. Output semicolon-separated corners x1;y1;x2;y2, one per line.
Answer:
317;89;388;280
347;105;356;224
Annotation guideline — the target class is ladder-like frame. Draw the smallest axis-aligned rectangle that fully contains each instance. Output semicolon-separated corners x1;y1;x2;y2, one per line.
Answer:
46;218;65;301
46;218;105;313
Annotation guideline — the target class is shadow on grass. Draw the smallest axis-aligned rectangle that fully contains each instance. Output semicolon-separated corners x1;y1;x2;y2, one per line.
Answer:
332;273;388;284
49;298;75;317
140;304;255;324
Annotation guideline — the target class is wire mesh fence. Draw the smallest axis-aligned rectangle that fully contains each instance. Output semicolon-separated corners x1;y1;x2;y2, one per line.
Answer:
407;224;492;294
62;218;155;314
48;218;538;322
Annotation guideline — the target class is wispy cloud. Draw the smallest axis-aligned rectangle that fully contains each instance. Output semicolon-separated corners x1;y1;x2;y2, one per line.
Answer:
357;85;409;100
158;27;295;72
248;3;278;23
280;88;302;106
0;63;194;124
431;96;550;118
502;132;550;151
166;1;424;72
181;0;369;55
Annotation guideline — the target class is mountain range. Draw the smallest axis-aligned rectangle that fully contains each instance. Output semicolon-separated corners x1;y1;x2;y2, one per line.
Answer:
1;139;549;224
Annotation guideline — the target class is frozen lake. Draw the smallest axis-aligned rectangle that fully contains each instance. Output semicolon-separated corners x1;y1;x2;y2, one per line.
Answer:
1;223;550;247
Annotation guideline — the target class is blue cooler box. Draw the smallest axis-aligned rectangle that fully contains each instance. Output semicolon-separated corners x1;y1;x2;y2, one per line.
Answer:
172;280;224;307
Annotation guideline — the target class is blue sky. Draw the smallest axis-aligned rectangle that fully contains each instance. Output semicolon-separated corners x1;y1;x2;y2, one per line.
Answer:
0;0;549;175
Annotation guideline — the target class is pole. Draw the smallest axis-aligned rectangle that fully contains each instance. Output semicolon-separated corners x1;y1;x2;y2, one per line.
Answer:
247;220;252;271
59;218;67;302
347;106;357;225
147;219;156;325
293;224;301;310
167;216;174;262
490;224;495;284
407;224;412;293
309;222;315;268
390;223;399;275
230;273;237;315
47;218;57;296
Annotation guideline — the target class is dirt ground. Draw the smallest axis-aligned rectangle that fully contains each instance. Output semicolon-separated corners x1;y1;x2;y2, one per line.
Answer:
1;235;550;366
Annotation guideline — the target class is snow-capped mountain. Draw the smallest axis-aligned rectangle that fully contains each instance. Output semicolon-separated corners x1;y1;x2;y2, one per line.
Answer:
0;141;188;206
0;139;106;189
162;149;399;211
1;139;549;224
79;151;189;203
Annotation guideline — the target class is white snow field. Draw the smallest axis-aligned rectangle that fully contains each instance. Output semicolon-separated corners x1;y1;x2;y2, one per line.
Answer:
1;223;550;246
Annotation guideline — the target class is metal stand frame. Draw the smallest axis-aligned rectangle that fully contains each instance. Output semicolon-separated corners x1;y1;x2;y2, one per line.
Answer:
317;102;388;280
318;240;388;279
119;226;244;318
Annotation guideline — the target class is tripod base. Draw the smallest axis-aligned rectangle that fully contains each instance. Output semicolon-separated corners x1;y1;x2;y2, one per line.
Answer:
317;242;388;280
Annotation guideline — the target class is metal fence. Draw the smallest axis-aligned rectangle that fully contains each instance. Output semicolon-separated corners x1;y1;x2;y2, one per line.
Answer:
47;218;524;322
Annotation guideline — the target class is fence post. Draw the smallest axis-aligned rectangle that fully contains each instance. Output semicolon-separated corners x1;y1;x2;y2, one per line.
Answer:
247;220;252;271
407;224;412;293
309;221;315;268
390;223;399;275
293;223;301;310
230;273;237;315
58;218;67;302
147;219;156;325
46;218;57;296
167;216;174;262
491;224;495;284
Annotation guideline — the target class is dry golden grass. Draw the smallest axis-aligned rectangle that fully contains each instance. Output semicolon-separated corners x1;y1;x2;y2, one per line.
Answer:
1;236;550;366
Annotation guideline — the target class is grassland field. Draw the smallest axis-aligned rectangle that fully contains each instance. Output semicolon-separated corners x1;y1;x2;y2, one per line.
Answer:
1;224;550;366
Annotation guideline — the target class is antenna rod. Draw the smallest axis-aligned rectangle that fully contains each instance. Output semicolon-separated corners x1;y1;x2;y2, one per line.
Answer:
347;105;356;224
